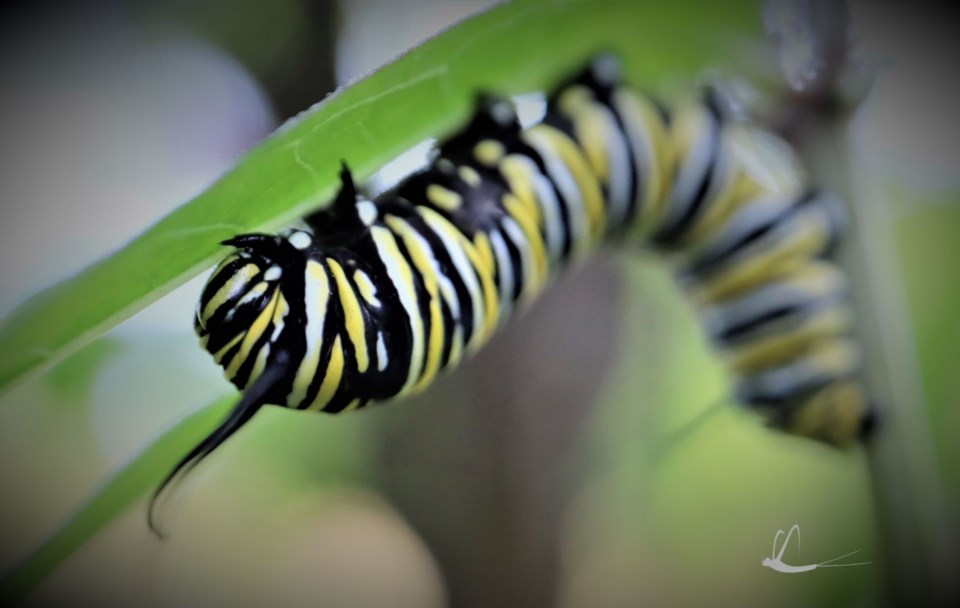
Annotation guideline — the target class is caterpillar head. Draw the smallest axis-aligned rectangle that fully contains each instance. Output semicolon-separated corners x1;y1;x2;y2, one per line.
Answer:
195;230;313;392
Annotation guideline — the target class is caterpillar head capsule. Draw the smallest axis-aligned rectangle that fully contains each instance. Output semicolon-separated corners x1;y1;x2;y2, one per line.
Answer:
194;231;313;391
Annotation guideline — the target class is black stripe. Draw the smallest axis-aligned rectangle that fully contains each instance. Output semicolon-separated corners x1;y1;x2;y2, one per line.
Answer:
204;292;270;355
714;292;841;346
652;97;723;247
298;258;339;410
738;372;854;418
494;223;525;303
510;139;575;259
395;209;464;371
686;192;816;280
388;217;434;391
604;91;640;231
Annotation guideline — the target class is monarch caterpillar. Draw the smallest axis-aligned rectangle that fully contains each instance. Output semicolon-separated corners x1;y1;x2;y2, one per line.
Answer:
148;54;875;536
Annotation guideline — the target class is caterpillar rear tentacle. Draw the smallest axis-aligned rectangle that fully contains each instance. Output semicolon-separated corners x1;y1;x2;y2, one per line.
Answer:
150;54;875;537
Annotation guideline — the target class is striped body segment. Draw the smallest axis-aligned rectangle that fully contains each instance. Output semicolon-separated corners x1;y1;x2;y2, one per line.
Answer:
151;54;873;536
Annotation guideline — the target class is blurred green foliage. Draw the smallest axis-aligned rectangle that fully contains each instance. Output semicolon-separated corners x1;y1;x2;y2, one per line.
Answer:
890;190;960;503
0;2;956;607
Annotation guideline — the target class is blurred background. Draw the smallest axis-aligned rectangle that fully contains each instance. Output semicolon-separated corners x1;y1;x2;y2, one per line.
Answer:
0;1;957;607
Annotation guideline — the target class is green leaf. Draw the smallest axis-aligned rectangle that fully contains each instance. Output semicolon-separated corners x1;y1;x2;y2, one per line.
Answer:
0;394;234;606
0;1;760;396
43;338;125;403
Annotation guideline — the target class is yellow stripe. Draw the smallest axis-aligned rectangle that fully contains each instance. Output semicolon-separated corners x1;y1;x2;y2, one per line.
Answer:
458;165;482;187
576;108;611;186
646;98;710;239
201;262;260;324
328;259;370;374
527;125;606;241
417;207;494;348
341;398;363;413
474;232;496;280
559;86;610;185
307;335;344;411
806;338;859;378
247;343;270;389
474;139;505;166
472;230;508;334
777;261;844;296
730;124;806;196
213;333;244;364
385;216;446;392
447;324;464;370
372;226;425;392
236;282;269;307
681;169;760;252
681;120;810;253
693;219;830;304
726;306;851;374
353;269;380;307
788;380;868;446
612;89;674;234
463;242;499;347
426;184;463;211
271;293;289;335
642;96;675;204
210;252;240;275
670;100;704;170
503;193;548;291
288;261;330;407
500;155;542;228
225;289;279;380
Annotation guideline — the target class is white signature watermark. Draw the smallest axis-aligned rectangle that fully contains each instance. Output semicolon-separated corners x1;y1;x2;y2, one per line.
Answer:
762;524;871;574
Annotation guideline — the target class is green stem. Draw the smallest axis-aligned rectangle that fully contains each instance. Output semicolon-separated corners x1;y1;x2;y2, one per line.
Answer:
765;2;955;601
799;102;956;608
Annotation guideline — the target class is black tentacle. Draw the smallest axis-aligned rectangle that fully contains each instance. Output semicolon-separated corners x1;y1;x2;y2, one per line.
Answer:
147;354;289;539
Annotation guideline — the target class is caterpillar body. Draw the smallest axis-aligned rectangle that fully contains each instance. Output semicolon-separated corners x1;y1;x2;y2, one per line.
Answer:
148;55;874;536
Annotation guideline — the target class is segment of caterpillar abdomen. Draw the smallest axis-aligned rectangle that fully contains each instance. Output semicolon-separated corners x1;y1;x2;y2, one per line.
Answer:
152;54;874;536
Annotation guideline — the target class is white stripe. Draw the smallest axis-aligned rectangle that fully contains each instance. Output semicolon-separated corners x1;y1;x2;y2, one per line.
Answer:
517;155;564;262
288;262;329;407
376;332;388;372
372;226;424;394
435;265;460;321
613;91;655;213
264;265;282;281
353;269;382;307
225;281;268;323
745;346;858;399
270;303;288;342
704;198;815;271
357;199;378;226
664;107;716;231
701;273;842;339
694;193;790;259
525;130;588;255
501;217;535;302
420;208;485;342
596;104;633;227
489;229;515;318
